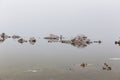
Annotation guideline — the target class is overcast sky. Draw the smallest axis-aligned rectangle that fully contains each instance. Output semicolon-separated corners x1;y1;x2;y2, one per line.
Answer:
0;0;120;39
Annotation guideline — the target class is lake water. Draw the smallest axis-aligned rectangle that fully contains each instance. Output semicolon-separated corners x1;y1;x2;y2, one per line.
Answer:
1;0;120;80
0;36;120;80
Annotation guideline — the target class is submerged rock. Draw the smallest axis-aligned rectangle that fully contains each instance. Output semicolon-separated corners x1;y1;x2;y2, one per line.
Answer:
80;63;87;68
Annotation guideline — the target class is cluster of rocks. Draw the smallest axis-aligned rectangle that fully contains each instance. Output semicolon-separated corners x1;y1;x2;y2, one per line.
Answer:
68;63;112;71
0;33;36;45
102;63;112;71
44;34;102;48
0;33;102;47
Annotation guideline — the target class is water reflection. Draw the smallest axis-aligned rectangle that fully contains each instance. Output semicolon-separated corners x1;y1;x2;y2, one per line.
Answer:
25;69;38;73
70;42;88;48
12;35;21;39
47;39;59;43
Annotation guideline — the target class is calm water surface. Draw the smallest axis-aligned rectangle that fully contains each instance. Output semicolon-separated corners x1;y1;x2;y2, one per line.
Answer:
1;0;120;80
0;37;120;80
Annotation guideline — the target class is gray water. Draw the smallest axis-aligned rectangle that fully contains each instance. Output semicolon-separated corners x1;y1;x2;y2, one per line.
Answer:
0;37;120;80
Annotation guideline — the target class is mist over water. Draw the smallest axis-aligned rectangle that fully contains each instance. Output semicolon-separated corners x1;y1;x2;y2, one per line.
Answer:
0;0;120;80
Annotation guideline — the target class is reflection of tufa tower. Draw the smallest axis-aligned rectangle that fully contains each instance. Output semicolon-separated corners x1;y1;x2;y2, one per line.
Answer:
60;35;63;41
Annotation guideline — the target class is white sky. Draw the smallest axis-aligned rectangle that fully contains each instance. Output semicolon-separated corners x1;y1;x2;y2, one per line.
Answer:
0;0;120;39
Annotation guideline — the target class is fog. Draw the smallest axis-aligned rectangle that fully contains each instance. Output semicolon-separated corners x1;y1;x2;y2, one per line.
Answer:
0;0;120;38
